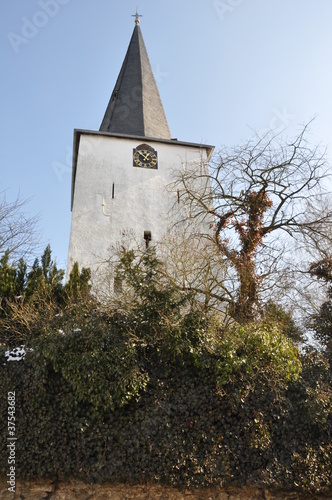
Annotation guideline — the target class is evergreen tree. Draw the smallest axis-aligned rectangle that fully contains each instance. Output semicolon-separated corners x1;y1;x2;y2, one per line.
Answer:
263;300;304;344
309;257;332;363
26;245;64;302
64;262;91;301
0;246;92;346
16;258;27;296
0;250;17;300
114;246;204;351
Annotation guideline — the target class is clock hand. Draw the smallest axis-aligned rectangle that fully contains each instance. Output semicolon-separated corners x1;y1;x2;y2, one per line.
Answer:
139;151;148;161
141;151;152;161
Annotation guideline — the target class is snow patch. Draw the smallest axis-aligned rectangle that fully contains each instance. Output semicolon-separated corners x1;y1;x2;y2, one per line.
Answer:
5;345;33;362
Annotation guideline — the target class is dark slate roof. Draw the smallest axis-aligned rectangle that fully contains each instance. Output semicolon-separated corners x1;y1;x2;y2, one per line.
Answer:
99;25;171;140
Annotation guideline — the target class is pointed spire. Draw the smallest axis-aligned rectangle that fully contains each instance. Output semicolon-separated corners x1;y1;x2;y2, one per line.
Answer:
99;22;171;140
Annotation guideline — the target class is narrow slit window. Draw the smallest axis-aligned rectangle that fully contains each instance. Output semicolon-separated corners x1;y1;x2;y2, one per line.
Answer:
144;231;152;248
112;183;115;199
114;277;122;294
177;189;180;203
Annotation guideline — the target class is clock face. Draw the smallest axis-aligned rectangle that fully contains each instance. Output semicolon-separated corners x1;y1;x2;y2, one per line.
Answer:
133;144;158;169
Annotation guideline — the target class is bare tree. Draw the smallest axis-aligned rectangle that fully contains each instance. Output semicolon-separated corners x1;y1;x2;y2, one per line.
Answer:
177;122;332;323
0;191;39;260
159;226;232;315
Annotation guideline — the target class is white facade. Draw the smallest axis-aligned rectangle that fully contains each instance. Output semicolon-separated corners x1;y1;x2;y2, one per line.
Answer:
67;130;213;289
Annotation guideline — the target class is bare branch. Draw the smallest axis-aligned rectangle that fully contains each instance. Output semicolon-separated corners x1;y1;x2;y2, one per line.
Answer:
176;121;332;323
0;191;40;261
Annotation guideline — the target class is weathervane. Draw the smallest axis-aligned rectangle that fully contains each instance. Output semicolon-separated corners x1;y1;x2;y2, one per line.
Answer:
132;7;143;25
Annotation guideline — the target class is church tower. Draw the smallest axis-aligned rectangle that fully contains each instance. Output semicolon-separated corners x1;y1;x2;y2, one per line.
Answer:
67;15;214;289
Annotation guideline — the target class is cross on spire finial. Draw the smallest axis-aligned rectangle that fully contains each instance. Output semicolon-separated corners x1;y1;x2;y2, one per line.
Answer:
132;7;143;25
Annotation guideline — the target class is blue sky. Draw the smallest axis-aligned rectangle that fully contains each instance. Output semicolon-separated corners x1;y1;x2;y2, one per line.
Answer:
1;0;332;270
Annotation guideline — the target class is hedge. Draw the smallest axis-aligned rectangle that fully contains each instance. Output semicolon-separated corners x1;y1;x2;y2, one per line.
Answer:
0;335;331;494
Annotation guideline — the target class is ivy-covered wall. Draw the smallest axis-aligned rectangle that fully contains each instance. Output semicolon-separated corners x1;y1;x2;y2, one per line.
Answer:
0;344;331;494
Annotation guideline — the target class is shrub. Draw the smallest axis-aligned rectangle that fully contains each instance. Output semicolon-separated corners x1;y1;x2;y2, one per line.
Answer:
27;303;149;411
214;321;302;391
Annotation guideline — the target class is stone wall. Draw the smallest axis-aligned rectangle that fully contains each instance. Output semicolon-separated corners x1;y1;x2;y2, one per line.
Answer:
1;479;331;500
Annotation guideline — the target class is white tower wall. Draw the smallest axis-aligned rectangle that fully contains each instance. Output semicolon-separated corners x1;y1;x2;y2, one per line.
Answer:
67;131;212;290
